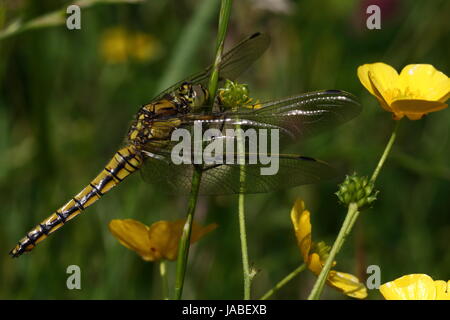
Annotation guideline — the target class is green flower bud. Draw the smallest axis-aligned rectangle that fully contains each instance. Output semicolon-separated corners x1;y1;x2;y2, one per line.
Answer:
218;79;253;109
335;173;378;210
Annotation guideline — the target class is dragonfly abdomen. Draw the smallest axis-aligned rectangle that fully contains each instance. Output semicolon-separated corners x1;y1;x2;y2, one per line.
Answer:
10;145;143;257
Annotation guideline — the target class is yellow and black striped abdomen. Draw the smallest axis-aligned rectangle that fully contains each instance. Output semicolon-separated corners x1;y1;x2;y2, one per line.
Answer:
10;145;143;257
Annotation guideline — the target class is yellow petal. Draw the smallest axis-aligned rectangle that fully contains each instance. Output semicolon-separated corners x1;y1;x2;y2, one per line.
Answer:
148;220;217;261
358;63;399;106
306;253;366;299
358;64;384;101
380;274;437;300
390;99;448;120
399;64;450;102
191;221;218;243
147;220;178;261
358;64;392;112
307;253;323;275
290;199;311;262
434;280;450;300
290;199;304;232
108;219;156;261
306;251;337;275
327;270;368;299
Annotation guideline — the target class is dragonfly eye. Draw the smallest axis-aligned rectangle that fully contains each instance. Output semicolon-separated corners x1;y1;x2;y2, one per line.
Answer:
179;82;190;96
191;84;208;108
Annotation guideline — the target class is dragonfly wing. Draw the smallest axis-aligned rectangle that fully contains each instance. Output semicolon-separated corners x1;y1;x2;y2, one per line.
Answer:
154;33;270;100
215;32;270;82
140;153;336;195
140;90;361;163
221;90;361;140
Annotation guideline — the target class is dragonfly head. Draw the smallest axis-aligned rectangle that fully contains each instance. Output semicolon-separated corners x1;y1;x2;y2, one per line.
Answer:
191;84;209;108
178;82;209;110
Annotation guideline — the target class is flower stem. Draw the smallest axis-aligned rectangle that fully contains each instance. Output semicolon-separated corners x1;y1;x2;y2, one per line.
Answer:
370;121;400;184
308;121;400;300
174;166;202;300
236;123;251;299
239;188;251;299
307;203;360;300
260;264;306;300
159;261;169;300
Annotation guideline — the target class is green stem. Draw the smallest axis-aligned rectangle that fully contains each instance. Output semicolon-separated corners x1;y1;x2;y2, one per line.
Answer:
174;166;203;300
308;203;360;300
239;188;251;299
159;261;169;300
308;121;400;300
207;0;233;102
260;264;306;300
237;123;251;299
174;0;232;300
370;121;400;184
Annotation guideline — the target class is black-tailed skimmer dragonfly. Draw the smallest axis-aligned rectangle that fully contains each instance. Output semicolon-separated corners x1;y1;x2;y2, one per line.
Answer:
10;33;361;257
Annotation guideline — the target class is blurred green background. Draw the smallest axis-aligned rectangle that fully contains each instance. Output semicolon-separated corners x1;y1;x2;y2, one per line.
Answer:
0;0;449;299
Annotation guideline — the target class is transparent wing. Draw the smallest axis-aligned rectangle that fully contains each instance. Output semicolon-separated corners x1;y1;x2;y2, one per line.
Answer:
140;153;336;195
217;90;361;140
140;90;361;157
154;33;270;100
138;90;355;194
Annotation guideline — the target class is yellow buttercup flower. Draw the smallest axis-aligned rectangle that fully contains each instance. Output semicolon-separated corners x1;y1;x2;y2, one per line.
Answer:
358;63;450;120
380;274;450;300
290;200;367;299
130;32;160;62
109;219;217;261
100;27;128;64
100;27;162;64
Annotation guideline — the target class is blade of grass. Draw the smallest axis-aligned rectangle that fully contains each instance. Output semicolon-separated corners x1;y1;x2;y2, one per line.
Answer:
0;0;143;41
155;0;219;93
207;0;233;102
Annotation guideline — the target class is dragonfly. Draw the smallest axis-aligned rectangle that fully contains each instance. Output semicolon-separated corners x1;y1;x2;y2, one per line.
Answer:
10;33;361;257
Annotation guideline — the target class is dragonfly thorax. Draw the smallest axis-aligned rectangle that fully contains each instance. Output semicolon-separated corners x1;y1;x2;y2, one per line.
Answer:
127;99;180;148
127;83;209;149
